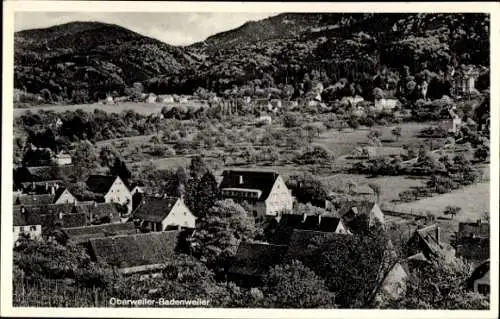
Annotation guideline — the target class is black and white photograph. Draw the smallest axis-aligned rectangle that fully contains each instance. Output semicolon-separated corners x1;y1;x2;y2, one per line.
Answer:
1;1;498;317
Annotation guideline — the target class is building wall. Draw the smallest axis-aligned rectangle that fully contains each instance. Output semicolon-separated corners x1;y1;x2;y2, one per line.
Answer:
104;177;132;213
335;221;350;234
474;270;490;295
264;176;294;217
13;225;42;245
369;204;385;226
53;156;72;166
161;200;196;230
54;189;77;204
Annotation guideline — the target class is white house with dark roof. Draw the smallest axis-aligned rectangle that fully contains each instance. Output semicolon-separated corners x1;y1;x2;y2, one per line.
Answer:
85;175;132;213
13;206;42;245
219;170;294;218
133;196;196;231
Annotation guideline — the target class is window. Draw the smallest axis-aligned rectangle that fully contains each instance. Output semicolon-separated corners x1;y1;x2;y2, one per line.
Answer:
30;226;37;231
184;212;187;216
20;226;25;232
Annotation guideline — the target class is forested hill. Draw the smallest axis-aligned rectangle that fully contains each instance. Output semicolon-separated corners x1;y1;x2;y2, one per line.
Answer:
14;21;198;103
14;13;490;104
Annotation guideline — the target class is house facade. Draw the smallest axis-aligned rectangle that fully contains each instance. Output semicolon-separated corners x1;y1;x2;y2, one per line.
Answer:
86;175;132;213
133;196;196;231
219;170;294;218
13;206;42;245
52;152;72;165
54;188;77;204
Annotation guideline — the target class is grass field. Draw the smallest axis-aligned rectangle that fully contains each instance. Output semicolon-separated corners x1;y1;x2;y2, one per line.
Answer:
13;102;174;117
393;182;490;222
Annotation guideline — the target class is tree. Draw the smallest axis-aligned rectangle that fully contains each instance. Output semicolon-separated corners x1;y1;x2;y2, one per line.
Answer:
381;258;489;309
186;171;220;218
285;173;328;205
368;183;382;203
443;205;461;219
262;260;337;308
391;126;402;141
190;200;261;271
189;155;208;180
72;140;98;180
109;157;132;184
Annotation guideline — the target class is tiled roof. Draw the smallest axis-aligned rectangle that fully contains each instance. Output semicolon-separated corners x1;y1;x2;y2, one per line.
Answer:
14;204;87;228
88;230;180;268
456;238;489;262
338;201;376;219
74;202;121;224
219;170;279;200
15;194;55;205
467;259;489;289
133;196;179;223
63;222;137;244
86;175;118;194
39;212;87;228
13;206;42;226
228;242;288;278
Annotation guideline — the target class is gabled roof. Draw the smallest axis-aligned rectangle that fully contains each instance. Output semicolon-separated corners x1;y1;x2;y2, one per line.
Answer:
39;212;87;228
228;242;288;278
15;194;55;206
86;175;120;194
13;206;42;226
54;187;73;202
74;202;121;223
338;201;377;218
219;170;280;201
88;230;180;268
468;259;490;289
319;216;342;232
63;222;137;244
133;196;180;223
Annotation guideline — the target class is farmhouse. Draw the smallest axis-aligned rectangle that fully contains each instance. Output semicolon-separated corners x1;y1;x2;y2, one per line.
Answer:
268;213;351;244
227;242;288;287
406;224;456;262
374;98;399;112
13;206;42;245
133;196;196;231
63;222;137;244
157;94;174;103
53;187;77;204
15;203;88;229
85;175;132;213
15;194;55;206
73;202;122;225
338;201;385;229
87;230;181;275
467;260;489;295
219;170;294;218
52;152;72;165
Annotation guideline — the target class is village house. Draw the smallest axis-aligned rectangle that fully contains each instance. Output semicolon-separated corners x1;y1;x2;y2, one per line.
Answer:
267;213;351;244
53;187;77;204
467;259;489;295
63;222;137;245
13;205;42;245
14;203;88;230
146;93;157;103
337;201;385;230
374;97;400;112
19;180;64;195
219;170;294;218
85;175;132;213
87;230;181;277
132;196;196;232
14;165;74;190
73;201;122;225
453;68;479;97
406;224;456;263
157;94;174;103
52;152;72;166
227;242;288;287
455;219;489;263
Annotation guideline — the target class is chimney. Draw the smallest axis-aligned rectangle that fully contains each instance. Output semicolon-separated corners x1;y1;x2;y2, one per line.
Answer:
58;212;63;220
45;183;48;190
51;186;55;195
302;214;307;223
239;175;243;185
21;206;26;214
93;201;98;208
435;226;440;245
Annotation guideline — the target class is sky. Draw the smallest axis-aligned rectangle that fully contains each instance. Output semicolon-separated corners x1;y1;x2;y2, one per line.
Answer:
14;12;278;46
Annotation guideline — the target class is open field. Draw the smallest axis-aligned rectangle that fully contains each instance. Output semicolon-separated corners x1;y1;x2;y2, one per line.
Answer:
393;182;490;222
13;102;177;117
